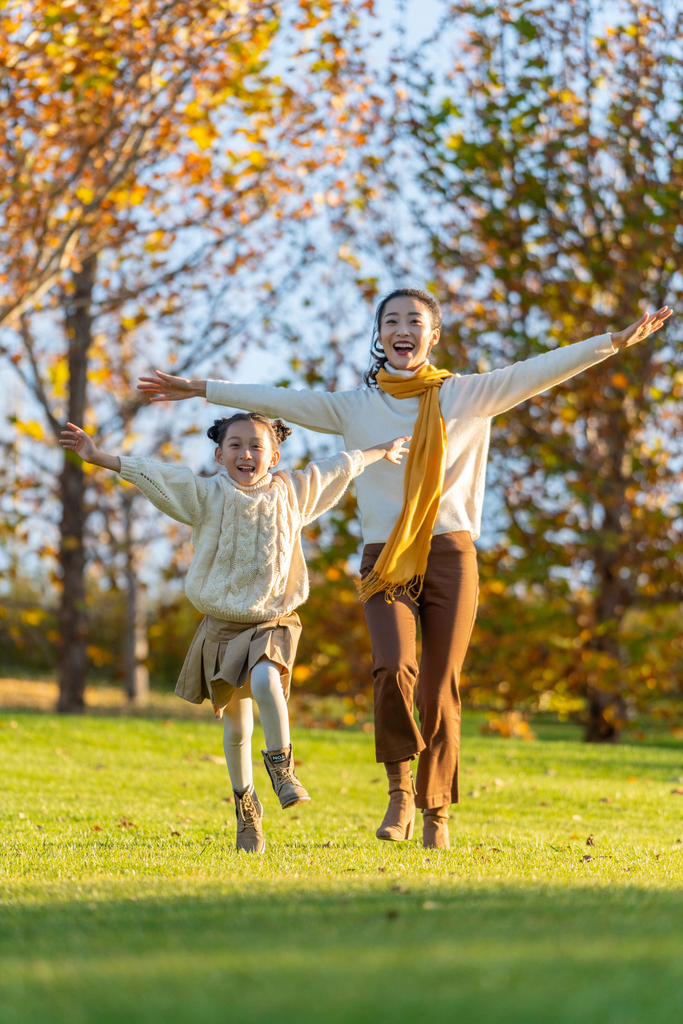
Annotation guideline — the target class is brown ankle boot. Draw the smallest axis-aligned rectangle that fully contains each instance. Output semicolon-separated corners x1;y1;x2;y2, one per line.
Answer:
376;763;416;841
234;786;266;853
422;805;450;849
262;745;311;809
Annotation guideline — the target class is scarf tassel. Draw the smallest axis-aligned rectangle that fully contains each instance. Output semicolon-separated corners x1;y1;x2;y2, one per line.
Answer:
358;568;425;605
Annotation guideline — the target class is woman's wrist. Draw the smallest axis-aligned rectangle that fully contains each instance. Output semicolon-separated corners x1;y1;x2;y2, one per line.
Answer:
90;450;122;472
190;379;207;398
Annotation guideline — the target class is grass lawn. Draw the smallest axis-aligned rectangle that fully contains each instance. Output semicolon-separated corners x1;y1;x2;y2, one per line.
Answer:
1;709;683;1023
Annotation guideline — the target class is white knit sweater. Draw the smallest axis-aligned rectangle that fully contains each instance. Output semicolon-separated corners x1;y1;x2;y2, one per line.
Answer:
206;334;617;544
118;451;364;623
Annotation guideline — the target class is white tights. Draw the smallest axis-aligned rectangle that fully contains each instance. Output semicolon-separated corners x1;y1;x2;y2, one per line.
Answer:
221;659;290;794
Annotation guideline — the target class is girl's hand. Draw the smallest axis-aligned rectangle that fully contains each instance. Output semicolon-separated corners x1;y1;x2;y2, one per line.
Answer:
59;423;99;463
611;307;672;350
137;370;207;402
360;436;412;469
382;435;412;465
59;423;121;471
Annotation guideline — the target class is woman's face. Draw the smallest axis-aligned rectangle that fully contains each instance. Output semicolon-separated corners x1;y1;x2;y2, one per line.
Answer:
379;296;440;372
215;420;280;485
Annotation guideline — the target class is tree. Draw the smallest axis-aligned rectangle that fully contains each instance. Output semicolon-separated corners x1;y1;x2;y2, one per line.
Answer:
0;0;380;711
400;0;683;739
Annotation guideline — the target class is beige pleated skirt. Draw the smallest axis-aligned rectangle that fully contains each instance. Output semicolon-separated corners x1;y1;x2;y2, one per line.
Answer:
175;612;302;711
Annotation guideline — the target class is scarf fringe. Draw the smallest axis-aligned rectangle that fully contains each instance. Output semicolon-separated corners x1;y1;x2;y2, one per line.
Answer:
358;568;425;605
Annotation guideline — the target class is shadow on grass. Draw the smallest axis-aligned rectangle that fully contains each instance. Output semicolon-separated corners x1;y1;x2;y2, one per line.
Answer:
1;882;682;1024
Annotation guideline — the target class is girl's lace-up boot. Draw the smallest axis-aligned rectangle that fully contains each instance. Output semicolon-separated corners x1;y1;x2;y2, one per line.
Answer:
422;805;450;849
262;745;311;808
376;762;416;841
234;785;266;853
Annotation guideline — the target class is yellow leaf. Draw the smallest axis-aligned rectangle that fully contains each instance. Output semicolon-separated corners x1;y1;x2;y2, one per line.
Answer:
16;420;43;440
188;124;217;150
76;187;94;204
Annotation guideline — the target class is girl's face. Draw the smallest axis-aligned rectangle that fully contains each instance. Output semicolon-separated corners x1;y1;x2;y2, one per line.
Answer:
215;420;280;485
379;296;440;372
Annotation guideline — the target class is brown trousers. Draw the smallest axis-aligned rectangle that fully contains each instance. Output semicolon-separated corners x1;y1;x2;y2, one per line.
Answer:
361;531;479;810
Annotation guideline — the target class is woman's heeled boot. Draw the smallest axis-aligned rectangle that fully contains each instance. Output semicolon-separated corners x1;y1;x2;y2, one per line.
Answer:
422;805;450;849
376;762;416;841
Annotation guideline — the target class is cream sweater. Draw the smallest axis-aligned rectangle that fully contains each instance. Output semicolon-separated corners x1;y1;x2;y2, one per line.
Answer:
118;451;364;623
206;334;617;544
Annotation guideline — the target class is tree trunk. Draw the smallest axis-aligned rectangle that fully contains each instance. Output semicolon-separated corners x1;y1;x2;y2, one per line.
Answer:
123;494;149;707
57;254;97;713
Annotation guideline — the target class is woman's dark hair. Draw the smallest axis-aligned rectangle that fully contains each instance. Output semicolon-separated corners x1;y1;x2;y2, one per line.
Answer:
207;412;292;449
363;288;443;388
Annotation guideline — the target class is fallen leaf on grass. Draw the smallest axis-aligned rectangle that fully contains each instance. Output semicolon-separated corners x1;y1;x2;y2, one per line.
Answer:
170;829;180;836
18;813;25;820
572;814;582;821
627;776;638;782
199;753;224;765
423;901;438;910
222;796;235;804
91;825;102;832
118;818;136;829
370;778;381;784
600;797;612;803
582;855;593;863
586;835;595;847
493;778;505;787
671;787;683;795
386;909;398;920
391;885;410;894
322;841;333;848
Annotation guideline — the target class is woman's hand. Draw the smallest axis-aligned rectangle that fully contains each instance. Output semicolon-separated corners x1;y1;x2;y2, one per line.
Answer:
137;370;207;402
611;307;672;350
59;423;121;472
361;436;412;468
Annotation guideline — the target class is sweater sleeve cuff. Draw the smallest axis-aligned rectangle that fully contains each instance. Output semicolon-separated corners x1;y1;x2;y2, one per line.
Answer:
118;455;144;484
345;449;365;478
206;379;237;406
587;333;617;357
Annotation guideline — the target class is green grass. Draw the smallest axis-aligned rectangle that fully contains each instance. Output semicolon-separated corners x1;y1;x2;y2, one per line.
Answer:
1;711;683;1023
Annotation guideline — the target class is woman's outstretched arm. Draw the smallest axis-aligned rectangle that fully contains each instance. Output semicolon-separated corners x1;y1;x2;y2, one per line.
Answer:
137;371;345;435
449;307;672;420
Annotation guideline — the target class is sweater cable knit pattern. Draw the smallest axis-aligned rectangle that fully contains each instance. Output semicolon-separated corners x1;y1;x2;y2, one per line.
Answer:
118;450;364;623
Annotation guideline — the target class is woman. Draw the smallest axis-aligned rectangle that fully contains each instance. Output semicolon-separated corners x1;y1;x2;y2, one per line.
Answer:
138;289;671;849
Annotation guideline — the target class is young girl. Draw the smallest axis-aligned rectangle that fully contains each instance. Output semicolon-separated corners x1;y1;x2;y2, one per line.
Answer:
138;293;671;850
60;413;409;853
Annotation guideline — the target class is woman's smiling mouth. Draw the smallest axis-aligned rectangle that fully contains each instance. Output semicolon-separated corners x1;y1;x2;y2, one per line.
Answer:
393;341;415;352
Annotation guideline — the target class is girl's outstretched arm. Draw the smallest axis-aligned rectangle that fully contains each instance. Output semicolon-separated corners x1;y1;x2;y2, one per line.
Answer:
60;423;121;472
360;436;411;468
60;423;209;526
291;437;411;525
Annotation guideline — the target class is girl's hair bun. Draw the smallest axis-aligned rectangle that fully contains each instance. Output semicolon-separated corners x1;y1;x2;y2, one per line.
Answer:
206;418;226;444
272;419;292;444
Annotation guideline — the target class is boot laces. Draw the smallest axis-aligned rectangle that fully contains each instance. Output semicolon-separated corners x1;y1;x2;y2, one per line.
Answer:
237;791;261;828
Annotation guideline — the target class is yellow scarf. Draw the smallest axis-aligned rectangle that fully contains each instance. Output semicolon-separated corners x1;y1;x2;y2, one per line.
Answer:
358;363;452;604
